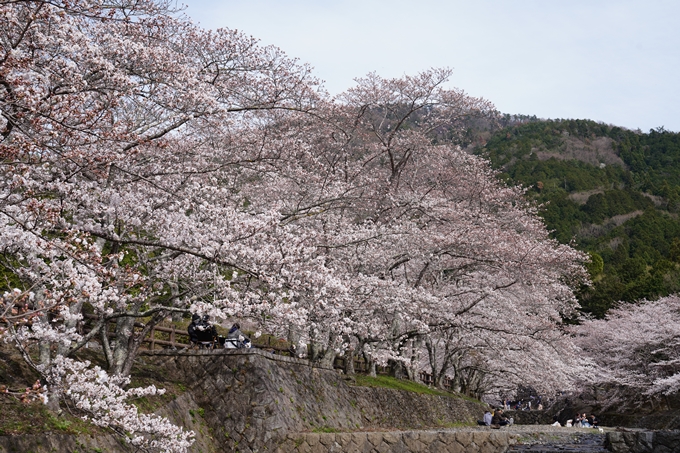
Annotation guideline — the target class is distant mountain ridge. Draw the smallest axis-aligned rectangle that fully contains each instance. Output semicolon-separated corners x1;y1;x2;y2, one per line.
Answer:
473;118;680;317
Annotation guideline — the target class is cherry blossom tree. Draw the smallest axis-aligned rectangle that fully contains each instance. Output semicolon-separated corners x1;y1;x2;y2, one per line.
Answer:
0;0;326;372
42;356;195;452
255;69;590;396
573;295;680;408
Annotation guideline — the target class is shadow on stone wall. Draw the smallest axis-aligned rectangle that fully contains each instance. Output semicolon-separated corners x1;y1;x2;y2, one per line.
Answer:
606;429;680;453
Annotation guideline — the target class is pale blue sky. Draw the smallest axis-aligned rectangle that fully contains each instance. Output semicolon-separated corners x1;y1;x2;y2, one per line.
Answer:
181;0;680;132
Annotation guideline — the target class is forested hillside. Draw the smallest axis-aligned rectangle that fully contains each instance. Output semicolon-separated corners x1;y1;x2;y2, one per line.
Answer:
474;119;680;317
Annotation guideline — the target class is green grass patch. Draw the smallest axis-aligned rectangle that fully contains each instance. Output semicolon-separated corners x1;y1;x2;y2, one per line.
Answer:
0;398;97;436
128;368;188;414
353;375;475;400
189;408;205;419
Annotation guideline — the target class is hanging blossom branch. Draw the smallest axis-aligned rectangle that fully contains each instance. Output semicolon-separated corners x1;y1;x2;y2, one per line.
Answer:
40;357;194;453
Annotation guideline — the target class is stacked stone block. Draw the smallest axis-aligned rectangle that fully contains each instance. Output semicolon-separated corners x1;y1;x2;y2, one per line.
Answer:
276;430;517;453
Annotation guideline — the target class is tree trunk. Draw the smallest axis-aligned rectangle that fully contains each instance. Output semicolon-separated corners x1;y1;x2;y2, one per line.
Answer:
361;346;377;377
449;367;462;393
35;290;52;367
109;316;135;375
390;359;405;380
319;333;339;369
39;340;51;367
101;321;112;370
426;334;447;387
405;337;422;381
120;311;166;377
169;281;183;323
368;360;377;377
309;341;322;362
344;348;355;375
320;349;336;369
288;325;305;358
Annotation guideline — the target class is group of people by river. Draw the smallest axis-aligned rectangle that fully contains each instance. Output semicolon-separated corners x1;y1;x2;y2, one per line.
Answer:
557;413;599;428
502;396;543;411
479;406;600;429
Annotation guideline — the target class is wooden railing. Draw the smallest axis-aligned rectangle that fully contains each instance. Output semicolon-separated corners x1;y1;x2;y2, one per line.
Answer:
82;314;295;355
418;372;455;390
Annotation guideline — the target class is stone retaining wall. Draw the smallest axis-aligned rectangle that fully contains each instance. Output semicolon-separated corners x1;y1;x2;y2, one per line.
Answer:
1;349;492;452
606;429;680;453
154;349;487;451
276;430;518;453
599;412;680;431
503;410;553;425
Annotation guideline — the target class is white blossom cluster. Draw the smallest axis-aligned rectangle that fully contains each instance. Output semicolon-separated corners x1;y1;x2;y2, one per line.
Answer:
41;357;194;453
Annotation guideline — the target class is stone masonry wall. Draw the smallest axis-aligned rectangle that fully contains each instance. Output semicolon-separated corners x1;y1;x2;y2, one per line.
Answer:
606;429;680;453
1;349;493;453
277;430;517;453
153;348;488;452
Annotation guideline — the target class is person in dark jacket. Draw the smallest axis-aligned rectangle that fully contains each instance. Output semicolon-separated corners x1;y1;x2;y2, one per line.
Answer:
491;409;512;427
188;314;218;347
187;314;202;345
201;315;218;339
